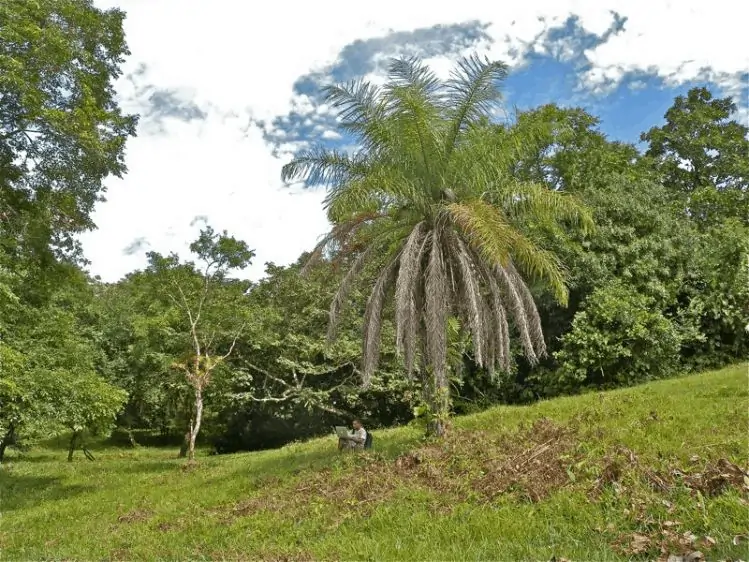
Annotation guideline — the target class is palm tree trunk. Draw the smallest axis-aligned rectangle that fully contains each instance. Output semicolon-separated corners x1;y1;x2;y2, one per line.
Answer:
424;375;450;437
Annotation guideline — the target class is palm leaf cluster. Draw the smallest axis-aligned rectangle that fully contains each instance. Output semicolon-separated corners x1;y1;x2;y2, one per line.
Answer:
282;55;593;396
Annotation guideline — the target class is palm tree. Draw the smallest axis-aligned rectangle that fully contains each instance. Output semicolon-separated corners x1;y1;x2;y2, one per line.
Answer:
282;55;592;435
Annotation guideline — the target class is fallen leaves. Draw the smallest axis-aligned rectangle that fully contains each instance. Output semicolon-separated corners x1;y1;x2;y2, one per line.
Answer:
616;525;730;561
595;447;748;501
675;458;749;497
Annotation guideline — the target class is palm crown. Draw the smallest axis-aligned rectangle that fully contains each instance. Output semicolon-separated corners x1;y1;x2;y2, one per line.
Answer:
282;55;592;398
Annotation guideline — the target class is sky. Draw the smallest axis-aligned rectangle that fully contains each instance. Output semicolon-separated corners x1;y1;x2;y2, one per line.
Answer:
81;0;749;282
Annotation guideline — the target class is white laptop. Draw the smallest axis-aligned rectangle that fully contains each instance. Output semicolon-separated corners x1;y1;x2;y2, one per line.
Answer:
334;426;350;437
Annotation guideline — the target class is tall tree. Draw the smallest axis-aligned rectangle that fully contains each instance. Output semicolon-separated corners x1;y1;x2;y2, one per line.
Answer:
0;0;137;261
146;227;254;460
282;55;592;434
641;87;748;227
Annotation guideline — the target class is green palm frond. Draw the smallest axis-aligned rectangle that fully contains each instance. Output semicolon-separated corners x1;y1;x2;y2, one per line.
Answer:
489;182;595;233
447;200;516;266
322;80;391;152
281;147;369;188
444;54;508;155
325;159;433;221
386;56;441;96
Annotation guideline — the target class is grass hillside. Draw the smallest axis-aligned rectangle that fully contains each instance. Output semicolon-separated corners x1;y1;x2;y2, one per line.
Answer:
1;364;747;561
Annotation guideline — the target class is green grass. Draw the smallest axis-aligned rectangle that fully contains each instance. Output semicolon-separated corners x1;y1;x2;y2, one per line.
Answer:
2;364;748;561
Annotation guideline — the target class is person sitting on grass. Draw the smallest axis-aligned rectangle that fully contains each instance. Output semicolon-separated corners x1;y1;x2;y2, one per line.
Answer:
338;419;367;451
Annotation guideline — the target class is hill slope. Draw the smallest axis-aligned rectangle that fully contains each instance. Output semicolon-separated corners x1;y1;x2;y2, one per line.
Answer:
1;364;747;561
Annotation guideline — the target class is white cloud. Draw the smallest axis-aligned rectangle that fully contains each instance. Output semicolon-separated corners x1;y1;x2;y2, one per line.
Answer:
85;0;748;282
80;113;329;281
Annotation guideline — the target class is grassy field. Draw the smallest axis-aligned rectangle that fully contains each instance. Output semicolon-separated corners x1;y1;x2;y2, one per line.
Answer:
1;364;747;561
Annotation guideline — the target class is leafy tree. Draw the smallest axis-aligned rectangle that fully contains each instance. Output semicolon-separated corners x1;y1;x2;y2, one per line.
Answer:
676;219;749;368
211;260;413;452
554;282;683;390
0;0;137;261
641;87;749;227
56;370;128;461
145;226;254;460
93;277;190;439
0;268;126;462
282;55;592;434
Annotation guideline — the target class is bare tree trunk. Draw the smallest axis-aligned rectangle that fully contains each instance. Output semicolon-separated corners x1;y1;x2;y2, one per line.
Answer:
187;386;203;461
68;430;81;462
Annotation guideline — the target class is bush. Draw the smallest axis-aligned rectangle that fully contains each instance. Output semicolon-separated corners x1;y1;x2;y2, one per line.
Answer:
552;283;682;391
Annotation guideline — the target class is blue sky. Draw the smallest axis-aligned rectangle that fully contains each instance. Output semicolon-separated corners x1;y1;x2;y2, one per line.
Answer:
83;1;748;281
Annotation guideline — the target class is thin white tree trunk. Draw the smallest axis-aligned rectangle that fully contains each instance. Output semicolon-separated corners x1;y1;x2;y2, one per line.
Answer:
188;386;203;461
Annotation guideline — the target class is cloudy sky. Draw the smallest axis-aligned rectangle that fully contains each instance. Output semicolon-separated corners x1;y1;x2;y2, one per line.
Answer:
82;0;748;282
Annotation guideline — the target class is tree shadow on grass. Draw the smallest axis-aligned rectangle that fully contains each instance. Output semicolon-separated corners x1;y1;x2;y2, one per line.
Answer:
0;474;94;512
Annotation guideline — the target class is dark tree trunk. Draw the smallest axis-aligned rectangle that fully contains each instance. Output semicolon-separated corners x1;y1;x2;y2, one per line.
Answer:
68;430;81;462
0;424;16;463
178;431;190;458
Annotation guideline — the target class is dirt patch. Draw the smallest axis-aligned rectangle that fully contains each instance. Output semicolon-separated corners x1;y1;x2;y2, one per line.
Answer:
599;449;748;560
669;457;749;497
117;508;153;524
474;419;581;502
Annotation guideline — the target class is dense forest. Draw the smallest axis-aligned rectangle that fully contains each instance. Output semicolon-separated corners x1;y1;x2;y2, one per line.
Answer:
1;0;747;463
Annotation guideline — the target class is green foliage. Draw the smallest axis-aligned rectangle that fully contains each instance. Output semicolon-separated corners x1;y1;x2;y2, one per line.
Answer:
0;268;126;457
554;283;683;390
0;0;137;259
211;260;414;452
642;87;749;227
677;219;749;368
54;370;127;436
283;56;591;427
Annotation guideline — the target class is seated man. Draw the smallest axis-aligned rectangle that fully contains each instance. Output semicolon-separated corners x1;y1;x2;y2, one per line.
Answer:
338;419;367;451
